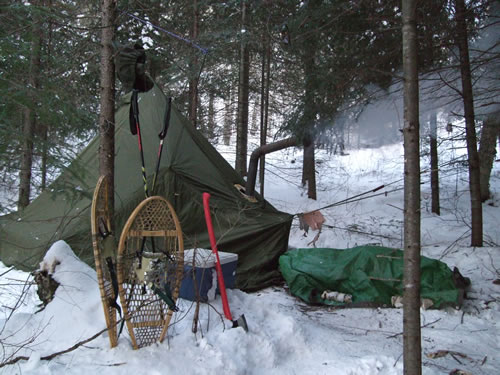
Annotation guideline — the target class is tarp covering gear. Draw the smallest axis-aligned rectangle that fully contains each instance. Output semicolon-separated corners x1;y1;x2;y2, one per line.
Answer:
0;46;293;292
279;246;463;309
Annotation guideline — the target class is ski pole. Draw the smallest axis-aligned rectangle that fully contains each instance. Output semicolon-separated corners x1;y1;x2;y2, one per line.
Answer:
131;89;149;198
151;97;172;194
130;90;154;256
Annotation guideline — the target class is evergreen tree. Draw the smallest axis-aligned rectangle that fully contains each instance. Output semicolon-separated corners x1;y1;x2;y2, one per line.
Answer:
0;1;101;212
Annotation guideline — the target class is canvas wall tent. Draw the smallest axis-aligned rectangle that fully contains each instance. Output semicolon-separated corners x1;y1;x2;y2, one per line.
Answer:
0;81;293;292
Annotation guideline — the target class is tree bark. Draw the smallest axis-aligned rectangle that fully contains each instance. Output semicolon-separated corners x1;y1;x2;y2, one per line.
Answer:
299;0;320;201
455;0;483;246
207;90;215;140
250;102;257;136
259;34;271;197
98;0;116;225
188;0;199;128
429;112;440;215
402;1;422;374
235;0;250;176
302;56;317;199
478;112;499;201
18;1;43;210
223;87;233;146
302;136;317;200
40;4;54;192
40;122;48;191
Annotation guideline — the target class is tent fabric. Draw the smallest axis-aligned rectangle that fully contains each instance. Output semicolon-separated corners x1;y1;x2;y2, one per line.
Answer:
279;246;461;309
0;82;292;292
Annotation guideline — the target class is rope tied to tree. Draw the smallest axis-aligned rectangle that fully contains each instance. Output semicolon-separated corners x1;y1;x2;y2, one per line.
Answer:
123;12;209;55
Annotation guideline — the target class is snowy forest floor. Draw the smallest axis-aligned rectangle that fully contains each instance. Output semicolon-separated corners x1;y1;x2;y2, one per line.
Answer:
1;141;499;375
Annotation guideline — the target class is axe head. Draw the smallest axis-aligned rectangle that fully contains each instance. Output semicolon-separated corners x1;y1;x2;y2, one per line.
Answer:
232;314;249;332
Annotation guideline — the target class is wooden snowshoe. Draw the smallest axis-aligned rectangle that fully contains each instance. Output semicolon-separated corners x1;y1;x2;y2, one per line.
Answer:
117;196;184;349
91;175;119;348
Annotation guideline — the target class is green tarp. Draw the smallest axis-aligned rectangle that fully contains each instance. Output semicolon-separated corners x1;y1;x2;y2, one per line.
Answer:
279;246;461;309
0;77;292;292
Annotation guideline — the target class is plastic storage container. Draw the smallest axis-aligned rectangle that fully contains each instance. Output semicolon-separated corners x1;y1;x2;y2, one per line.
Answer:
179;248;238;301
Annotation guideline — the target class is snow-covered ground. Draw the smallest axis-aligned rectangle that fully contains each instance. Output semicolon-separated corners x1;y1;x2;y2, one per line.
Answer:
1;140;499;375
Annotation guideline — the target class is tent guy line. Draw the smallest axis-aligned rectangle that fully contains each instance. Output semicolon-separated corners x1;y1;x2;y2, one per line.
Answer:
122;11;209;55
294;155;470;217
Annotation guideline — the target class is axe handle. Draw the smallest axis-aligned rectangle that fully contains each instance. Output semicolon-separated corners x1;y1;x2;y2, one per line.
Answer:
202;192;233;321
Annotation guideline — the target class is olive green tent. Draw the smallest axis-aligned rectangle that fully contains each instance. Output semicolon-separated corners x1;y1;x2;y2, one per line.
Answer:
0;70;292;292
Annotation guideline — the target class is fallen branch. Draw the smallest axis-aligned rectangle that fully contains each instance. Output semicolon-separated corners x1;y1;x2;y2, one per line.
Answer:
369;276;401;282
376;255;403;260
307;230;322;247
323;224;399;241
0;320;123;369
449;369;473;375
386;318;441;338
427;349;475;364
99;362;127;367
0;266;15;277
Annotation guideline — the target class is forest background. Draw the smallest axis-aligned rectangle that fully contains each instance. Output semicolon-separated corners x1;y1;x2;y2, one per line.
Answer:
0;1;499;373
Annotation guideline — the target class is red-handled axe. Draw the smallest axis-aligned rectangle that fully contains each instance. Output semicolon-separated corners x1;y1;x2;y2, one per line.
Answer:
202;192;248;332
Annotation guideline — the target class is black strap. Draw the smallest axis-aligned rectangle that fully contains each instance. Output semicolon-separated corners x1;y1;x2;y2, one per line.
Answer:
151;283;179;312
98;217;110;238
129;89;139;135
159;97;172;139
97;219;122;319
105;257;122;317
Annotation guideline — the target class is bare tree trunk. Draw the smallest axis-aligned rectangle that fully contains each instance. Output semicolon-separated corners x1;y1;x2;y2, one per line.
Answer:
223;87;233;146
207;90;215;141
98;0;116;224
235;0;250;176
40;3;54;192
18;1;43;210
455;0;483;246
338;121;345;155
302;59;317;199
429;112;440;215
188;0;199;128
259;38;266;191
40;122;48;191
402;1;422;373
250;101;257;136
299;0;320;201
303;135;317;200
259;34;271;197
479;112;499;201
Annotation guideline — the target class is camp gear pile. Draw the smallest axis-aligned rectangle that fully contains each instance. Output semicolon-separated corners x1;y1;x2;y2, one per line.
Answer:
279;246;464;309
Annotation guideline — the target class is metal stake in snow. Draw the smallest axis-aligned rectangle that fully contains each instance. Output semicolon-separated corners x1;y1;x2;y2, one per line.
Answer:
202;192;248;332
